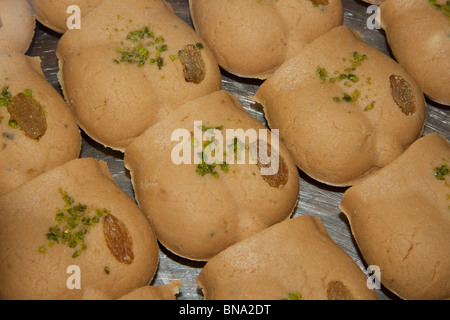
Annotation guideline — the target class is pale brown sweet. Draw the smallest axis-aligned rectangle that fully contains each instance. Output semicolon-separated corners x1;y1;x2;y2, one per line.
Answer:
340;133;450;300
124;90;299;261
118;281;182;300
254;26;426;186
30;0;104;34
0;53;81;195
0;158;159;300
189;0;343;79
197;215;378;300
0;0;36;54
57;0;222;151
380;0;450;106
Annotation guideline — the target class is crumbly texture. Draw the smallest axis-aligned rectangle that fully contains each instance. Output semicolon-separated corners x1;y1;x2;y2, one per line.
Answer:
197;215;378;300
0;158;159;300
118;281;182;300
254;26;426;186
124;90;300;261
380;0;450;106
189;0;343;79
0;53;81;195
340;133;450;300
30;0;104;34
56;0;222;151
0;0;36;54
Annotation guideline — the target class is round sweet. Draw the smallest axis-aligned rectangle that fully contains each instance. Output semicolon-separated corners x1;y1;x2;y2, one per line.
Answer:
340;133;450;300
189;0;343;79
0;53;81;195
30;0;104;34
254;26;426;186
0;157;160;300
379;0;450;106
0;0;36;54
197;215;378;300
124;90;300;261
57;0;222;151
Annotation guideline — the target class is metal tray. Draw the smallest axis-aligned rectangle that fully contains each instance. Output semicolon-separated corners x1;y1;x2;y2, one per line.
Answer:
26;0;449;300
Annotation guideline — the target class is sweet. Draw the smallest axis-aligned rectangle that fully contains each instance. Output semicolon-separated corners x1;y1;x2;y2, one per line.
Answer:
197;215;378;300
0;0;35;54
30;0;104;34
0;53;81;195
189;0;343;79
340;133;450;300
57;0;222;151
379;0;450;105
124;90;299;261
254;26;426;186
0;158;160;299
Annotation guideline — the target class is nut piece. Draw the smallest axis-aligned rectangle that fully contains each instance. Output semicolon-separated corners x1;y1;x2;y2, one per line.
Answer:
103;214;134;264
389;74;416;115
9;93;47;140
180;44;206;84
256;140;289;188
327;281;355;300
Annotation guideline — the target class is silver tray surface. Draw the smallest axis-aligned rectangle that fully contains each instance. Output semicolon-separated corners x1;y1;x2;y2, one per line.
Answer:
25;0;450;300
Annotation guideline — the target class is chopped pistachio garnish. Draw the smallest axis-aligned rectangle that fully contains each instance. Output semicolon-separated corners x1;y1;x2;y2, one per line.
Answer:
194;125;231;178
288;292;302;300
364;101;375;112
316;67;328;81
114;26;167;69
434;164;449;180
41;189;110;258
316;52;368;104
0;86;12;107
429;0;450;19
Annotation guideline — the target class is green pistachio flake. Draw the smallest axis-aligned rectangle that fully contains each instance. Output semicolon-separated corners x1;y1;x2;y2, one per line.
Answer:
364;102;375;112
288;292;302;300
195;125;230;178
41;189;110;258
114;26;168;69
434;164;449;180
429;0;450;19
104;266;110;275
316;67;328;81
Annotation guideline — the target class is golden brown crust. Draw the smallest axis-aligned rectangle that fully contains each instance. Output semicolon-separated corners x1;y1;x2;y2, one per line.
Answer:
56;0;222;151
0;0;36;54
197;215;378;300
0;53;81;195
254;26;426;186
189;0;343;79
30;0;104;34
380;0;450;105
340;133;450;300
124;90;299;261
0;158;159;300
